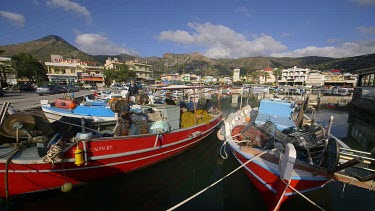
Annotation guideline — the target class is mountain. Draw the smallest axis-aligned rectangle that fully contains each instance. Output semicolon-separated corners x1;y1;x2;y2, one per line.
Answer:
1;35;374;76
0;35;96;62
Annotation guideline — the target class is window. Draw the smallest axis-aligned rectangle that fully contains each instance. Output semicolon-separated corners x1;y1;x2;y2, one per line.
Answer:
62;69;66;74
71;69;75;73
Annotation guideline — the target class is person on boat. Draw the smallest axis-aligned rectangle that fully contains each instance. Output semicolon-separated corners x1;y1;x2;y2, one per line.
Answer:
204;99;213;112
128;80;139;103
165;95;176;105
185;97;195;112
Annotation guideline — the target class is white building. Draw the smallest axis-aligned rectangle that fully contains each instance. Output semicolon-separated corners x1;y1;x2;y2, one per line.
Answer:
104;57;152;82
305;71;325;87
259;67;276;84
45;54;105;86
279;66;310;86
0;57;17;85
233;68;240;82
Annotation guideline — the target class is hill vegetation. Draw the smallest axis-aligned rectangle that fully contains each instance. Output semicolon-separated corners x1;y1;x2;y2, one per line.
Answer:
1;35;374;77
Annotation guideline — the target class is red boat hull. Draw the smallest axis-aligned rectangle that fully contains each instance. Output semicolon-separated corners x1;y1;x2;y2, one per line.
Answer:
230;147;328;211
0;115;222;197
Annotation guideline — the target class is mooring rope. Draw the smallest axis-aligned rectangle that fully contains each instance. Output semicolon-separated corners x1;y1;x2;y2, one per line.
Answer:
220;138;255;160
277;153;326;211
167;150;270;211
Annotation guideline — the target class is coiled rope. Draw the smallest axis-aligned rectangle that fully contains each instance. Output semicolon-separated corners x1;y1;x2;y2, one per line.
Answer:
43;145;63;168
167;150;271;211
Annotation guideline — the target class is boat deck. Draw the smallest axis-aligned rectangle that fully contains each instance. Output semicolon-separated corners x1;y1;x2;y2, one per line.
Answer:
0;144;43;163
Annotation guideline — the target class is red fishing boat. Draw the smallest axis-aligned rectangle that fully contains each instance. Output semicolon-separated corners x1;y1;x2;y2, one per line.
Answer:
0;101;222;198
221;100;375;211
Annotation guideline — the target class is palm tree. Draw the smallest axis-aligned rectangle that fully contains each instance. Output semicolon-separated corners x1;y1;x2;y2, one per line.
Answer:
273;68;282;85
263;71;270;84
250;71;258;84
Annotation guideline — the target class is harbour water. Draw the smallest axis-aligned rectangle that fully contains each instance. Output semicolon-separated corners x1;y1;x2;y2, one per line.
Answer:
5;93;375;211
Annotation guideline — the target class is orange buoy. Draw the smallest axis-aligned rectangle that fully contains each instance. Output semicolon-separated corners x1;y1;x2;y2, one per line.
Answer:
245;116;251;122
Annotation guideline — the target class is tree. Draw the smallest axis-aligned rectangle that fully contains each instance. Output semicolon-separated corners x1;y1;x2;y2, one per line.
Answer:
11;53;46;83
263;71;270;84
250;71;259;84
103;64;136;85
273;68;282;86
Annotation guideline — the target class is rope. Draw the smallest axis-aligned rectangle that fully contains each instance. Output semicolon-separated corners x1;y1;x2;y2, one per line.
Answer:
4;148;21;207
274;178;292;211
43;145;63;169
167;150;270;211
277;153;326;211
219;141;228;159
220;139;253;160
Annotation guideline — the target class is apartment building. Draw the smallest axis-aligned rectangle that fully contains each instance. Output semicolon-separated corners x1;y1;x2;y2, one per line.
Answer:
45;54;106;87
305;70;325;87
104;57;152;82
0;56;17;85
279;66;310;86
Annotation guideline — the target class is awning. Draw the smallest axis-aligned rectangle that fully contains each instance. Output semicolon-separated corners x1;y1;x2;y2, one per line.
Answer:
79;78;104;82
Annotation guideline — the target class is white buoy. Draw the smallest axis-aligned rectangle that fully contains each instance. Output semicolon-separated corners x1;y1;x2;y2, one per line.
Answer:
61;182;73;192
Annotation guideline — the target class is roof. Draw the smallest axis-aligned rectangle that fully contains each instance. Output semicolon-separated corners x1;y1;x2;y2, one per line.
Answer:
331;69;341;73
264;67;273;72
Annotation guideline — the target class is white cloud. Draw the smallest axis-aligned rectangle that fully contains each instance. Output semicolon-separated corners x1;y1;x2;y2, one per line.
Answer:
357;26;375;35
235;7;252;17
352;0;375;6
271;40;375;58
46;0;92;22
0;11;25;27
157;22;287;58
75;34;137;55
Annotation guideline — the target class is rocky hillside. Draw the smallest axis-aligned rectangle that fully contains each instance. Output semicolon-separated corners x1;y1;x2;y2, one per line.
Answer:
0;35;96;62
1;35;374;76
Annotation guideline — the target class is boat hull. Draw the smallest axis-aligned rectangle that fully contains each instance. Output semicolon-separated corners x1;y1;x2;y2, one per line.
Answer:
41;105;116;123
229;146;328;210
0;114;222;197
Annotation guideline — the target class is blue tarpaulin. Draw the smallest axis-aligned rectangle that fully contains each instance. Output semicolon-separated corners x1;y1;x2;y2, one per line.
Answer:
255;99;296;131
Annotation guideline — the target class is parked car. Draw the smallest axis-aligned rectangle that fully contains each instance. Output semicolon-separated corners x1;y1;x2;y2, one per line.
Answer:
63;85;80;92
83;83;97;90
36;84;67;96
110;83;128;90
18;84;36;91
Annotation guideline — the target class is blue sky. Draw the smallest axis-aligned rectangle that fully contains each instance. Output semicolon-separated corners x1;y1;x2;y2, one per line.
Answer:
1;0;375;58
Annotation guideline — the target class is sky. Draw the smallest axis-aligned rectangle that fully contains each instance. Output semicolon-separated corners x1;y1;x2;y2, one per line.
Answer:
0;0;375;59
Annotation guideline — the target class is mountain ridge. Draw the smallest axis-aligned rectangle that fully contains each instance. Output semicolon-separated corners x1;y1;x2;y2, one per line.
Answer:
1;35;374;76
